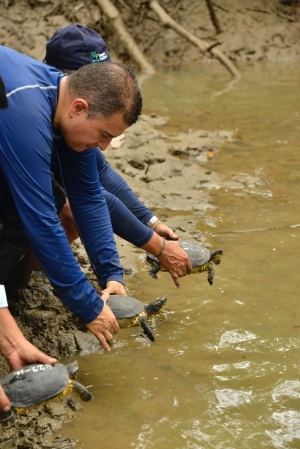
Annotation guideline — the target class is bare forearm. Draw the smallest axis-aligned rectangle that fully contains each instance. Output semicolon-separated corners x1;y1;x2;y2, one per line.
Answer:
0;308;26;358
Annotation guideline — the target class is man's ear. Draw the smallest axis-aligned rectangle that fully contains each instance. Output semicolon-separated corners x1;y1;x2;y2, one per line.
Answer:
69;98;89;116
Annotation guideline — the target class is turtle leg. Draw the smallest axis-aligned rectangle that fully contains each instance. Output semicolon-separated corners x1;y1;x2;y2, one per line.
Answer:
147;261;161;279
0;407;16;424
207;264;214;285
138;315;155;342
71;380;93;402
144;297;167;317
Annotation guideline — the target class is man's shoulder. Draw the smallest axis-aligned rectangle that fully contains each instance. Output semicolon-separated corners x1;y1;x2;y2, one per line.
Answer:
0;45;63;93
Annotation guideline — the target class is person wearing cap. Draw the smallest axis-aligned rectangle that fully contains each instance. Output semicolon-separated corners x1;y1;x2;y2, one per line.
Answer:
42;24;191;288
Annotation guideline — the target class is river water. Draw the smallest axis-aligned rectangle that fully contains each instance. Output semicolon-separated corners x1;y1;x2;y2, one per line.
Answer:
61;64;300;448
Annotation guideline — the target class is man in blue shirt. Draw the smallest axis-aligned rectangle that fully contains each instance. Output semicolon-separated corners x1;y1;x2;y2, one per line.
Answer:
0;46;140;351
16;24;191;289
0;40;191;413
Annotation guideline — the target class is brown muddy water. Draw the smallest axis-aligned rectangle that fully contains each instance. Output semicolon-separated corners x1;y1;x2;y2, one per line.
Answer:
61;65;300;448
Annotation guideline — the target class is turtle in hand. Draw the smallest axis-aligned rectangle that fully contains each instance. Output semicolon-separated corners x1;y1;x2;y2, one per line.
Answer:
0;361;92;424
108;295;167;342
146;240;223;285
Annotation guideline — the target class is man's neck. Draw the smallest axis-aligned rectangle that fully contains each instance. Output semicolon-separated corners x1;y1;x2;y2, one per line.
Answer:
53;76;67;129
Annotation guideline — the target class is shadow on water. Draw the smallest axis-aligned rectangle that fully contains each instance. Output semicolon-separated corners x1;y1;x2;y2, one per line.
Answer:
61;63;300;448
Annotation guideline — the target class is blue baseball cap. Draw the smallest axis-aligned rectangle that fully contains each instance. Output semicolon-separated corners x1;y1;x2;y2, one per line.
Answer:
43;24;111;70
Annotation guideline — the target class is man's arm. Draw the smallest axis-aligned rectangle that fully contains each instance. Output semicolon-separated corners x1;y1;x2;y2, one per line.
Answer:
55;142;125;290
96;149;154;224
0;90;110;324
97;148;179;240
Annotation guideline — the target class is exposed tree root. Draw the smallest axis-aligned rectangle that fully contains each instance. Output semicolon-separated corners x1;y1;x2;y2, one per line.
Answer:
148;0;241;79
94;0;156;75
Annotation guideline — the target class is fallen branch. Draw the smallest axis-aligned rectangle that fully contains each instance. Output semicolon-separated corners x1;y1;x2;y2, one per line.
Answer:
94;0;156;75
205;0;222;33
148;0;241;79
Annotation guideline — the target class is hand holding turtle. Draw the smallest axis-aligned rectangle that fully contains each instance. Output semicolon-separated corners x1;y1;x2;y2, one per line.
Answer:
0;308;57;372
152;222;179;241
0;385;10;414
104;280;127;296
158;240;192;288
142;234;192;288
86;293;120;352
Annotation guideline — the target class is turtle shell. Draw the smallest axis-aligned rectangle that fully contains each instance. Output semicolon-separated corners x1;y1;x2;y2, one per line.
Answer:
0;362;76;409
178;241;211;271
107;295;144;321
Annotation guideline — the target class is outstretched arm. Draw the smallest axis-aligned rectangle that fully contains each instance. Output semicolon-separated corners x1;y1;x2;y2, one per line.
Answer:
96;149;154;224
98;148;180;241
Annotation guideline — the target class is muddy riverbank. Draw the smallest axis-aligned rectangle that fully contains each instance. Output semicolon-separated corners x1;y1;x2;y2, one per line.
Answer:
0;0;299;446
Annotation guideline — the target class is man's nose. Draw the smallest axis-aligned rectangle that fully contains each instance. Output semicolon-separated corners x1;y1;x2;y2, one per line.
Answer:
97;137;113;151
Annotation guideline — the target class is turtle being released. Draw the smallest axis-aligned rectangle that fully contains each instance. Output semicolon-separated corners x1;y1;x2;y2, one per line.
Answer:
108;295;167;342
0;361;93;424
146;240;223;285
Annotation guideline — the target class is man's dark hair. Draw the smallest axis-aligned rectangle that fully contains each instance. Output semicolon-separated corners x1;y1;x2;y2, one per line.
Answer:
66;62;142;126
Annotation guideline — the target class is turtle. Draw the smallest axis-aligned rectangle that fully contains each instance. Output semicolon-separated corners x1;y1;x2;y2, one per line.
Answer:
107;295;167;342
0;361;93;424
146;240;223;285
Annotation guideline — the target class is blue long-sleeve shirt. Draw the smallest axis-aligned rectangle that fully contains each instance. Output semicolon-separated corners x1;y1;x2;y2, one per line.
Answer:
52;139;154;247
0;45;124;323
95;150;154;246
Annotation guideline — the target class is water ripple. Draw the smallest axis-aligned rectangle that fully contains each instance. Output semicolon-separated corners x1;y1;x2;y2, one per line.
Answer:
272;380;300;401
214;388;252;409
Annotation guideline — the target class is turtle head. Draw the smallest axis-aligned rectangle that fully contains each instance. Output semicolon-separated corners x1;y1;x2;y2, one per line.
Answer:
66;361;79;380
209;249;223;265
145;297;167;315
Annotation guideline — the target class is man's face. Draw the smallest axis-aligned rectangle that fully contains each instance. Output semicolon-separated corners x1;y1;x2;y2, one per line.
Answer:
62;103;127;152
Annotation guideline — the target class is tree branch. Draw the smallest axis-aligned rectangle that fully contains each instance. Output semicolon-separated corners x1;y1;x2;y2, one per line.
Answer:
148;0;241;79
94;0;156;75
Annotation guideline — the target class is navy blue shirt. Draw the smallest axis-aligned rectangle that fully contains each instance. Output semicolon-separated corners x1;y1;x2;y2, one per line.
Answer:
0;46;124;323
52;147;154;247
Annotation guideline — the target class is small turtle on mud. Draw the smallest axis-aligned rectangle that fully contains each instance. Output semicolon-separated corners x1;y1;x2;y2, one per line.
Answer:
0;361;93;424
146;240;223;285
108;295;167;342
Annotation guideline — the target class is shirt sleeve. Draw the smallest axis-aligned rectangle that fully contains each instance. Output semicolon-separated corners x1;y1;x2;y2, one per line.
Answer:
103;188;153;247
96;149;154;224
55;141;124;289
0;285;8;308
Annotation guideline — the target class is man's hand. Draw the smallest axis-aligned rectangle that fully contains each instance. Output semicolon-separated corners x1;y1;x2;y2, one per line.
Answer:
103;280;127;296
154;222;179;241
0;385;10;413
142;234;192;288
5;339;58;372
158;240;192;288
86;292;120;351
0;308;57;370
0;308;57;412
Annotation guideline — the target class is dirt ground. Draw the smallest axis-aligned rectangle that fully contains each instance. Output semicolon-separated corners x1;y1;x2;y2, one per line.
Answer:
0;0;299;447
